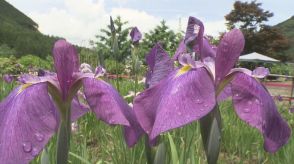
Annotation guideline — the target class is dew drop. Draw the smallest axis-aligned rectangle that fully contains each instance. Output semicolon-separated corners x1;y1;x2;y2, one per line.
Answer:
234;93;239;97
177;112;182;116
203;104;208;107
22;142;32;153
109;119;114;124
35;133;44;142
243;108;251;113
196;99;203;104
255;99;260;104
31;147;39;156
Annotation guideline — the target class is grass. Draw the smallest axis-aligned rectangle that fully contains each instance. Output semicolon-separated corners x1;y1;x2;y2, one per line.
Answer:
0;78;293;164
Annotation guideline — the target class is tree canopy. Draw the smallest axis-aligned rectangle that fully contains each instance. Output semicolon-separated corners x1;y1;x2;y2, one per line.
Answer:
225;0;290;62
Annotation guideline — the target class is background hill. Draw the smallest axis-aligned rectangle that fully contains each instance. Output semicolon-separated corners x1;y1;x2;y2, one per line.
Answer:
274;16;294;62
0;0;59;58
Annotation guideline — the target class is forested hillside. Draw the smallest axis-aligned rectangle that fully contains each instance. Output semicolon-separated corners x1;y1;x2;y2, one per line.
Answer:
0;0;60;58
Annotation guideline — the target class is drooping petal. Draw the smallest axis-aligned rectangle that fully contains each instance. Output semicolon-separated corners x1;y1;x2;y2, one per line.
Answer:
231;73;291;153
130;27;142;44
172;39;186;61
83;77;129;126
123;107;144;147
71;97;89;122
215;29;245;85
0;83;59;163
217;84;232;102
184;16;204;54
53;40;79;100
134;68;216;140
145;43;174;88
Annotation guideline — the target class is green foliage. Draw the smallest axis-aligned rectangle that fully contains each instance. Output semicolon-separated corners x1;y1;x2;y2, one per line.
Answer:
79;48;100;68
0;44;17;57
0;56;23;74
18;54;52;71
104;59;125;74
95;16;131;63
269;63;294;76
274;16;294;62
225;1;290;62
142;20;182;57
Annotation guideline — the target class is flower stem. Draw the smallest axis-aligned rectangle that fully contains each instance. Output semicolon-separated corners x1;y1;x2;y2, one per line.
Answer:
199;105;221;164
56;105;71;164
144;135;153;164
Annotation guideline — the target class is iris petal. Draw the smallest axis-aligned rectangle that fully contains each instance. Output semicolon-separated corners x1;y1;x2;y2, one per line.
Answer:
83;78;130;126
0;83;58;163
201;38;216;59
215;29;245;85
231;73;291;153
53;40;79;100
134;68;215;140
172;39;186;61
146;43;174;88
184;16;204;54
130;27;142;44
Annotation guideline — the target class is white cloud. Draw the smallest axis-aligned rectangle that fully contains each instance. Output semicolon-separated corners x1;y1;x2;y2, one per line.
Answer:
28;0;226;46
110;7;160;33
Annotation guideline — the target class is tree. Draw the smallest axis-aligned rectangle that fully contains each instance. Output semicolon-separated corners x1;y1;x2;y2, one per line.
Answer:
142;20;182;57
225;1;289;62
95;16;131;63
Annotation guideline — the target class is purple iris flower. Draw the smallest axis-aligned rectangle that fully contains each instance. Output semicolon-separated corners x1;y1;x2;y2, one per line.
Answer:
3;74;14;83
130;27;142;44
0;40;140;163
133;17;291;153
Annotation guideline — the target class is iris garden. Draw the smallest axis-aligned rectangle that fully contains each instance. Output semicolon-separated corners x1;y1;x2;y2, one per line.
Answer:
0;17;293;164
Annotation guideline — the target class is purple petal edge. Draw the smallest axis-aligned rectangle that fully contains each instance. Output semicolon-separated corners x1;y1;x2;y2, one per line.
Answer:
231;73;291;153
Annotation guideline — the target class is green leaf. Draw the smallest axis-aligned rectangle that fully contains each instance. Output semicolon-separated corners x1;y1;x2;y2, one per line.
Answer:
40;148;50;164
168;133;179;164
69;152;92;164
154;143;166;164
200;105;222;164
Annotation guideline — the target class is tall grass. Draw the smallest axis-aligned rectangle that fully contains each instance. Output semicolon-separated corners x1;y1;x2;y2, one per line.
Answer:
0;78;293;164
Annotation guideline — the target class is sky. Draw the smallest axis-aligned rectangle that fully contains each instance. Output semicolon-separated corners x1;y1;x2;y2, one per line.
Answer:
6;0;294;47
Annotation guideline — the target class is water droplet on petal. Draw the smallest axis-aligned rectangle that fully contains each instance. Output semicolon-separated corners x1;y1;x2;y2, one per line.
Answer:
35;133;44;142
255;99;260;104
22;142;32;153
31;147;39;156
177;112;182;116
146;130;150;134
109;119;114;124
243;108;251;113
234;94;239;97
196;99;203;104
203;104;208;107
200;108;204;111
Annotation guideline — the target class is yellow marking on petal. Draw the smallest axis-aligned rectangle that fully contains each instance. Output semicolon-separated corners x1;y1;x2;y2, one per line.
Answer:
95;77;102;81
17;83;33;95
175;65;192;77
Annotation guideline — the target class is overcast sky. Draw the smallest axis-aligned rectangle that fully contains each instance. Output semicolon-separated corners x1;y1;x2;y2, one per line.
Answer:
6;0;294;46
